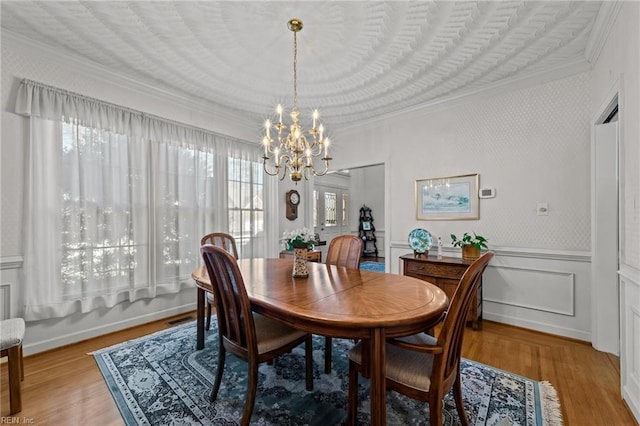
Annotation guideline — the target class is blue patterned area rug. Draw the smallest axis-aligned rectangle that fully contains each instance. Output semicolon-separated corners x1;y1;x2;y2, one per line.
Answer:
93;321;562;425
359;261;385;273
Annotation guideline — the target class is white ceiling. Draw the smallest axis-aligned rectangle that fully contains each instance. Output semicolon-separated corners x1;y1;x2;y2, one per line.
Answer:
2;1;606;127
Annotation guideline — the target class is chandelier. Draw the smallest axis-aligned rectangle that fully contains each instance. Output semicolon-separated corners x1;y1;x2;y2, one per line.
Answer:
262;18;331;182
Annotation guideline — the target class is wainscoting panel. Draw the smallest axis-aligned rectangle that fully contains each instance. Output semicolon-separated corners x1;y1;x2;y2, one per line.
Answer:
1;256;22;320
620;265;640;423
0;283;10;320
483;265;575;316
390;243;591;341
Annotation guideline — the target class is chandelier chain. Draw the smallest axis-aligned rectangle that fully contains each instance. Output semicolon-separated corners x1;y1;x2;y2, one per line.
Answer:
293;30;297;111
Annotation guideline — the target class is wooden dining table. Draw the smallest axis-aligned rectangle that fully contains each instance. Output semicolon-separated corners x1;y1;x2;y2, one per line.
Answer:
191;258;448;426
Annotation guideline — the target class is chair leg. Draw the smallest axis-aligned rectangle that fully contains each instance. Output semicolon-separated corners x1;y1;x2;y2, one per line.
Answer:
347;360;359;426
19;344;24;381
240;361;259;426
210;342;226;402
453;372;469;426
324;336;332;374
8;345;22;415
305;335;314;391
429;391;443;426
205;300;212;331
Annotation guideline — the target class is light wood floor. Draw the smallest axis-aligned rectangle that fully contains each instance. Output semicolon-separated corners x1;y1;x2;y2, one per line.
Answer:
1;314;637;425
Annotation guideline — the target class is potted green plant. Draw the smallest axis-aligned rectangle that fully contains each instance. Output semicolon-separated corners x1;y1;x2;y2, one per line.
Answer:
450;232;488;260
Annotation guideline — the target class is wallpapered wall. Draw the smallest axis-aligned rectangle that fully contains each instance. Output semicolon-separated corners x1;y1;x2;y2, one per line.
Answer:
334;72;592;252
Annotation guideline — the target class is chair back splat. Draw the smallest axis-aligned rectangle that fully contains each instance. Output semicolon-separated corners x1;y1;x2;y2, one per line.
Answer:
200;232;238;331
203;245;253;351
326;234;363;269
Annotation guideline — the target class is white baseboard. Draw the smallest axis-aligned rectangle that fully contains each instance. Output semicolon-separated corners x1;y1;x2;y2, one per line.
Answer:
482;312;591;342
23;303;196;355
623;387;640;425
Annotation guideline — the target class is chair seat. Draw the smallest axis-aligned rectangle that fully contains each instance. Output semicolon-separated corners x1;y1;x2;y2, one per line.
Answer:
1;318;25;350
253;314;307;354
349;333;437;392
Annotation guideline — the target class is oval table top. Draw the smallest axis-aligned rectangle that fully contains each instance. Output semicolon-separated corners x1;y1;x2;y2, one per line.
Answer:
192;257;449;339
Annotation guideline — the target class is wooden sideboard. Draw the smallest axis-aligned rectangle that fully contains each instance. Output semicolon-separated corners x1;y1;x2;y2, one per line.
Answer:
279;250;322;263
400;254;483;329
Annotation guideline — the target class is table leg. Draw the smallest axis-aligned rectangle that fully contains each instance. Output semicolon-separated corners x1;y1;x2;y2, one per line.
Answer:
369;327;386;426
196;287;205;350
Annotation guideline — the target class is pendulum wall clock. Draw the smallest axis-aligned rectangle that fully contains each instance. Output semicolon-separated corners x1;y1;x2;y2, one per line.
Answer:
286;189;300;220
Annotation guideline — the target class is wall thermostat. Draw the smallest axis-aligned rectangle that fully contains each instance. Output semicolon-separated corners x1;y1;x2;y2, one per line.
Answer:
479;187;496;198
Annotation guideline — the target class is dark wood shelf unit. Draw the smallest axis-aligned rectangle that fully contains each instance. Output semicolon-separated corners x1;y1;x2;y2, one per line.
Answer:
358;205;378;257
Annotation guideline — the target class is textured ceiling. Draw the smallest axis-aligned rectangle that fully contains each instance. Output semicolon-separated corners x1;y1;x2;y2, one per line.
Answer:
2;1;603;126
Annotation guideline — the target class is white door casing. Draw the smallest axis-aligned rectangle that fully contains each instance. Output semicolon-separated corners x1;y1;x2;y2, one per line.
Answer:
592;121;620;355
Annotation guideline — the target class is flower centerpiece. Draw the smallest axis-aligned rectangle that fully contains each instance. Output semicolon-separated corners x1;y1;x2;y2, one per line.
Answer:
282;228;316;250
282;228;316;277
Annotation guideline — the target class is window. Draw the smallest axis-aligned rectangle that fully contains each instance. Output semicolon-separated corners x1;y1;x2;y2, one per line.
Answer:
324;192;337;226
228;158;264;258
19;79;272;320
313;190;319;227
342;193;349;226
313;185;349;233
61;122;149;298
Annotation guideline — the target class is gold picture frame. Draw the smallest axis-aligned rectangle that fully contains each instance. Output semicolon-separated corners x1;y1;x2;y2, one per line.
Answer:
415;173;479;220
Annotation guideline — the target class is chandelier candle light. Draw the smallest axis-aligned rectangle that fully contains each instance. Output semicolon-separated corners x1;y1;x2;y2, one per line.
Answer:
262;18;331;182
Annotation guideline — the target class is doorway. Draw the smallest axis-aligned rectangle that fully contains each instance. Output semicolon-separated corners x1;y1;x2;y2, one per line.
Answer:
314;163;386;261
592;95;620;355
312;172;351;258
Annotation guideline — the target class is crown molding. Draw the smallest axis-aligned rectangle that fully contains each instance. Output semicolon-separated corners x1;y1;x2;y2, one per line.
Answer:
340;56;592;132
584;1;623;65
2;30;256;137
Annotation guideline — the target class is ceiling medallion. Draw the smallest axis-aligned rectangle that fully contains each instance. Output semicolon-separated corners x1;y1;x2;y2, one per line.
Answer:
262;18;331;183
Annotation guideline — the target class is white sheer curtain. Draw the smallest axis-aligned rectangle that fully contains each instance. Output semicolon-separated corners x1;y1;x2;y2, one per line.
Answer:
16;79;277;321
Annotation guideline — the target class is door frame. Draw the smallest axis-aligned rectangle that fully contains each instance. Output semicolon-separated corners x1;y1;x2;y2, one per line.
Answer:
590;79;622;354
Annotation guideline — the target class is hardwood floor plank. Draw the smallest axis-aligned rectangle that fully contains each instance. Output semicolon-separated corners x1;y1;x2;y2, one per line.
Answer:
1;315;637;425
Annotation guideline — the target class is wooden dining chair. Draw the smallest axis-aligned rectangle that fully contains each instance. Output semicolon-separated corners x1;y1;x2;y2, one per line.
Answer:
323;234;364;373
347;251;494;426
200;245;313;426
200;232;238;331
1;318;25;414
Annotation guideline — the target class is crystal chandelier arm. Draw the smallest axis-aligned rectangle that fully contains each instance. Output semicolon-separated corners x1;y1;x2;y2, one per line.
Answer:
262;156;280;176
309;157;331;177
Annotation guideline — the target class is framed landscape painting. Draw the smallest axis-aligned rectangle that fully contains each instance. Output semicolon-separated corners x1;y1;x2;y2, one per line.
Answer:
415;173;479;220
